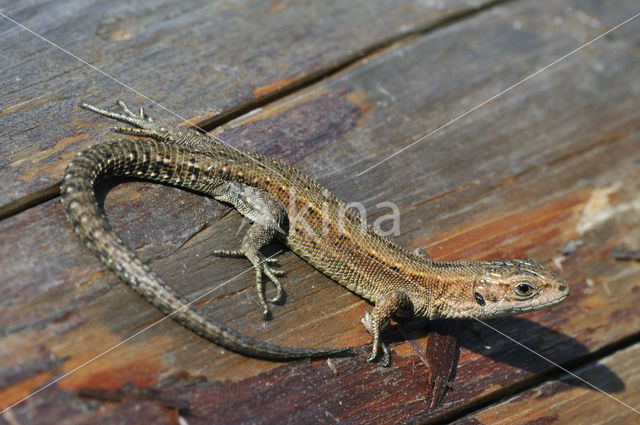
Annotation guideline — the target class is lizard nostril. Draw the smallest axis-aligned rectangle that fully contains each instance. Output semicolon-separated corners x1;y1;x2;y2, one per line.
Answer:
559;285;567;292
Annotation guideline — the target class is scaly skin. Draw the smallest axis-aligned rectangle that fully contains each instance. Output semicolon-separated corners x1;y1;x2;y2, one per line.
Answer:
62;102;570;366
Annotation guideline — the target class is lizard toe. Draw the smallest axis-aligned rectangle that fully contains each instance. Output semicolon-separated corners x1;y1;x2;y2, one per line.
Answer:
366;342;390;366
263;266;284;304
213;249;244;258
117;100;138;119
378;343;390;367
138;106;153;122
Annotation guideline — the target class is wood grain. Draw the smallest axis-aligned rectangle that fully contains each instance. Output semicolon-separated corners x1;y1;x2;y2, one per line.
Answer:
0;0;497;207
452;342;640;425
1;0;640;423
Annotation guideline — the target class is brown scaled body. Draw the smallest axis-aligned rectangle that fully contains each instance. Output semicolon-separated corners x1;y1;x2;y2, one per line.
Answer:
62;102;569;366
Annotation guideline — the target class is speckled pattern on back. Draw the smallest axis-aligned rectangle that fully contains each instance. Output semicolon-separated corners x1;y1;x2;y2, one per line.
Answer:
62;102;570;365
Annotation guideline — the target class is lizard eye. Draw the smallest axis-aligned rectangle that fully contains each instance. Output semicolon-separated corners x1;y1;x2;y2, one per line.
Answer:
515;282;536;298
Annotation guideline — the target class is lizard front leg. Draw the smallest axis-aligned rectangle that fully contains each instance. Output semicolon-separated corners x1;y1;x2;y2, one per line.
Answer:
361;290;413;367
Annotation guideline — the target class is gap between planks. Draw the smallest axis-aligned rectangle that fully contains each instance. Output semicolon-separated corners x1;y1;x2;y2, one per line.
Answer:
0;0;514;221
424;329;640;425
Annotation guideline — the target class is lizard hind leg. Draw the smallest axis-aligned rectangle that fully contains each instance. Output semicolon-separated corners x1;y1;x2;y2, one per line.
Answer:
81;101;212;148
214;222;286;319
212;182;289;319
361;290;412;367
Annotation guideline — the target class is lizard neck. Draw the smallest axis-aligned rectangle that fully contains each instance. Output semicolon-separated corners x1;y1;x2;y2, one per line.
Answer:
415;259;484;319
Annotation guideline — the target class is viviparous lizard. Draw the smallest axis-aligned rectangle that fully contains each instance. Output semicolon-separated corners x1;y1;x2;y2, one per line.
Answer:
62;102;570;366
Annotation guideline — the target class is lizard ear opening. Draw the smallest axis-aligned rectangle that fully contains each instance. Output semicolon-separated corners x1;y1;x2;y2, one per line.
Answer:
474;292;486;306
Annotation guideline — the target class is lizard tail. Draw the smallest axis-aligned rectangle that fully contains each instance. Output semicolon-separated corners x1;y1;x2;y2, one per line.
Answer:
61;138;349;360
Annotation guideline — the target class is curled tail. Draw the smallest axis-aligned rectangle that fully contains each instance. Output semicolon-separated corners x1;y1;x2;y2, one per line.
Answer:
61;139;348;360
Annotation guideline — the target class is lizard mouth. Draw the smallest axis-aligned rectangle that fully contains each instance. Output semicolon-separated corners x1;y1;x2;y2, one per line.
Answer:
506;288;570;314
474;287;570;317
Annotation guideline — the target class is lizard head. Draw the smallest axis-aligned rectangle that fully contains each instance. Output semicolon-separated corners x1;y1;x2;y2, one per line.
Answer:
468;258;569;318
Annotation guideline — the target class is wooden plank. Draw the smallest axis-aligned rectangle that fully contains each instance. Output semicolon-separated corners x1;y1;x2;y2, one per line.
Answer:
451;342;640;425
0;0;497;208
2;0;640;423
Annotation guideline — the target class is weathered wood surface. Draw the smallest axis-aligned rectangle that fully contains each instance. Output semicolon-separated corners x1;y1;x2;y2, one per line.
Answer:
2;0;640;423
0;0;498;209
452;342;640;425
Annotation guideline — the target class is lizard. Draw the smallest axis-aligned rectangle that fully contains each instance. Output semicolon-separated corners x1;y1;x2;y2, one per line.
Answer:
62;101;570;366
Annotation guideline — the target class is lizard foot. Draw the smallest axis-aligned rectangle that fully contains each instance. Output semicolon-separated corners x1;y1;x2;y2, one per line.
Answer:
361;310;390;367
360;290;411;367
81;100;154;130
214;249;285;318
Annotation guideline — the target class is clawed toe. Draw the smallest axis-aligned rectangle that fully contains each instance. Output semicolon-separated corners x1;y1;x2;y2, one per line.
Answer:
361;310;391;367
376;344;391;367
214;248;286;312
366;339;390;367
117;100;151;121
117;100;136;117
264;259;285;277
140;107;153;122
266;290;283;304
262;265;284;303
